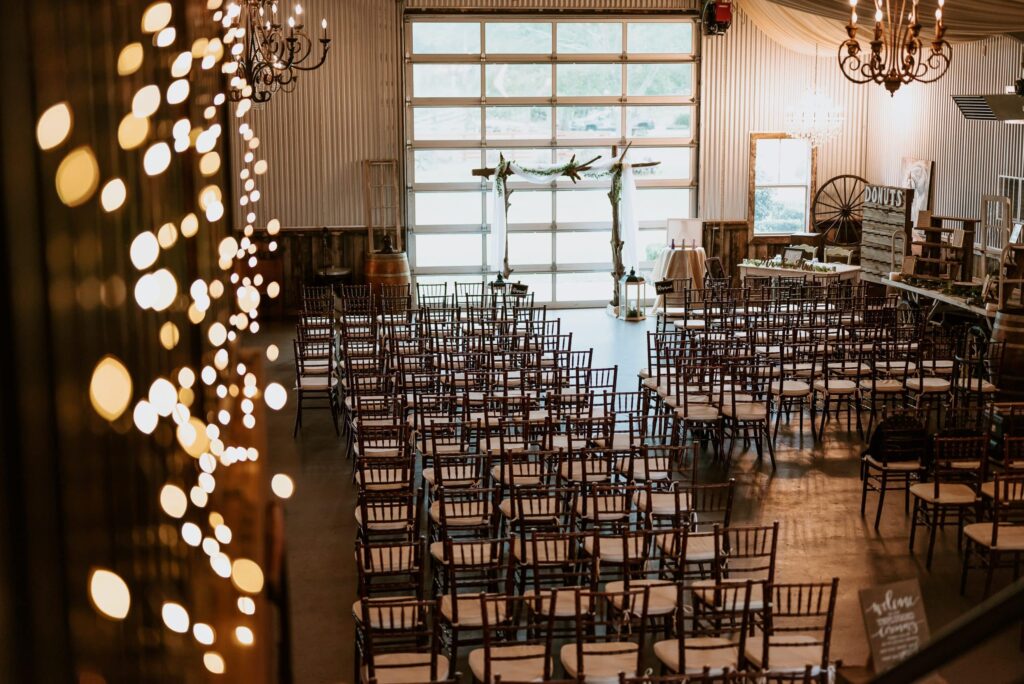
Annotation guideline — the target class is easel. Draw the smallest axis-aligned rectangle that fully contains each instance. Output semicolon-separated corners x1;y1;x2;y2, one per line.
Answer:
473;153;602;279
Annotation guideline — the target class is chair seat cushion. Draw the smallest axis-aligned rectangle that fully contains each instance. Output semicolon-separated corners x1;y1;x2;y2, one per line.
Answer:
440;593;508;627
468;644;549;683
813;378;858;394
672;404;721;421
428;501;490;527
654;531;716;562
955;378;997;393
429;540;497;564
605;579;679;615
421;466;478;488
771;380;811;397
362;652;450;684
905;377;951;393
863;455;922;472
498;496;561;522
859;379;904;393
909;482;977;505
560;641;639;682
583;535;646;563
615;456;670;481
653;637;738;675
634;491;692;516
352;599;422;629
512;537;570;564
721;403;769;421
354;506;412;531
744;634;824;674
490;463;542;486
964;523;1024;550
559;460;612;482
691;580;765;611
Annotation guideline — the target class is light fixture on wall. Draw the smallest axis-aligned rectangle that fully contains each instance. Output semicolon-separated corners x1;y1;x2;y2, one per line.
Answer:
839;0;952;95
224;1;331;104
786;46;844;148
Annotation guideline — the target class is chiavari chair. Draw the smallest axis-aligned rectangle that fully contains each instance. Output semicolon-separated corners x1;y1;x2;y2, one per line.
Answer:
416;281;449;308
354;537;425;605
470;593;555;684
292;338;340;437
558;585;652;682
746;579;839;680
435;536;514;661
356;489;421;546
909;430;987;568
860;413;928;530
428;485;501;546
721;356;776;468
770;339;818;441
813;327;865;440
653;580;756;676
960;472;1024;597
356;597;451;684
691;523;779;627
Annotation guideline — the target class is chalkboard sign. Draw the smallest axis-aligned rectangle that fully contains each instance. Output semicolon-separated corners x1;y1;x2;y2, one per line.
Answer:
509;282;529;295
654;280;674;294
859;579;930;674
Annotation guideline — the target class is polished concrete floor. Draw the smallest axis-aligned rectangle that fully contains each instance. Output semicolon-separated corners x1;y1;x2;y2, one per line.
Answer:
259;309;1024;684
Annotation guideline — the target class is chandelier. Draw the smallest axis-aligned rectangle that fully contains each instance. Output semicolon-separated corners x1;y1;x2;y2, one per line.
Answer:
839;0;952;95
785;47;844;148
224;1;331;103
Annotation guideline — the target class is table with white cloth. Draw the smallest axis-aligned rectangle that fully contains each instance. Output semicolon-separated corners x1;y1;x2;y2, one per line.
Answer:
651;246;707;308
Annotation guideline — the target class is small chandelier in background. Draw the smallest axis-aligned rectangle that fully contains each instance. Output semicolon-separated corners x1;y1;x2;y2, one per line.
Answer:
839;0;952;95
224;1;331;104
786;46;844;148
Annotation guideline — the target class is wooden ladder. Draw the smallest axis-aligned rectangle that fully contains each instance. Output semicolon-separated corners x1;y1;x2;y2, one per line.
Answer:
362;159;402;253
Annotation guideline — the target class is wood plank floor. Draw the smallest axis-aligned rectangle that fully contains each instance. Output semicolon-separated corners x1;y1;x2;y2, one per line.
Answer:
259;309;1024;684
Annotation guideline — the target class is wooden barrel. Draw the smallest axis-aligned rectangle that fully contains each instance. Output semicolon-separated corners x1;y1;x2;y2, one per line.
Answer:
993;309;1024;402
365;251;411;294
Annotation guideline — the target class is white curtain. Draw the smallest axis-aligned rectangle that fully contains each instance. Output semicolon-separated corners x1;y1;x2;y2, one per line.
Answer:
489;159;641;274
741;0;1024;52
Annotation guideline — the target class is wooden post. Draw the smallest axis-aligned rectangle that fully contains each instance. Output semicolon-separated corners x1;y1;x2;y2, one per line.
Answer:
609;145;624;307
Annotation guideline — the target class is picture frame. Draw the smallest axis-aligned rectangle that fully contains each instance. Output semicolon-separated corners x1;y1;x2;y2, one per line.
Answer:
1010;221;1023;245
783;248;805;264
901;255;917;275
981;274;994;302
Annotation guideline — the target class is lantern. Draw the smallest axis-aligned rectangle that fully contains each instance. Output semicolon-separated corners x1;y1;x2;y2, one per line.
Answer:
618;268;647;321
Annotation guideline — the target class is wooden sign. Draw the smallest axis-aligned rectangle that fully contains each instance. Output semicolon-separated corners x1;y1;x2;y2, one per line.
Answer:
861;185;914;282
654;280;674;294
859;579;930;674
509;282;529;295
901;255;917;275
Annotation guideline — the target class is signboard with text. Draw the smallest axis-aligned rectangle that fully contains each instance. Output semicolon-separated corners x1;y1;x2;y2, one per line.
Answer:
859;579;930;673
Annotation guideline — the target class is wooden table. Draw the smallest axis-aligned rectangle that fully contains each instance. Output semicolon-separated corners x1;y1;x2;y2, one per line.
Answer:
879;277;994;321
739;261;861;283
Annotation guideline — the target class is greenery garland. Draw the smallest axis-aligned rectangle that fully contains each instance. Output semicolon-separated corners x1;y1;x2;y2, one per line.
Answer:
741;258;834;273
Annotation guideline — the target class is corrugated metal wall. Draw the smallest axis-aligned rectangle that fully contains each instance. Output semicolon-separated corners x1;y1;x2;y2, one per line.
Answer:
699;8;870;221
865;36;1024;219
229;0;402;230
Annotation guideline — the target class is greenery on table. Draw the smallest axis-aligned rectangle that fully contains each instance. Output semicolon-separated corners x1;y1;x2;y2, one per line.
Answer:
741;258;834;273
902;276;986;307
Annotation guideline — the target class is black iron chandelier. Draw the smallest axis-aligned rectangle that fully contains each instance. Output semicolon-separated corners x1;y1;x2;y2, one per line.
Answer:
839;0;952;95
225;1;331;103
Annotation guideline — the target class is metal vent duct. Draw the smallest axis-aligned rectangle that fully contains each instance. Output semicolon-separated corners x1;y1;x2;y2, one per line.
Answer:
953;94;1024;121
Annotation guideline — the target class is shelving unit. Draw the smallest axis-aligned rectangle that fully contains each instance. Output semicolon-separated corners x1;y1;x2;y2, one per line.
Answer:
908;214;976;283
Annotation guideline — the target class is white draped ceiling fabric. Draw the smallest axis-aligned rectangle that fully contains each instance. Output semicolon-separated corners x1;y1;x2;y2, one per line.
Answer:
739;0;1024;55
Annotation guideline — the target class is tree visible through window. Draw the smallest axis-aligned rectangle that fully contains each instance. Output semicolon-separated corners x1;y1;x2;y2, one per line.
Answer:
751;135;813;235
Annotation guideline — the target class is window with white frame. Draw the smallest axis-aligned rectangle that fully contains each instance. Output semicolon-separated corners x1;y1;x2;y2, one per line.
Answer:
750;134;815;235
405;16;699;305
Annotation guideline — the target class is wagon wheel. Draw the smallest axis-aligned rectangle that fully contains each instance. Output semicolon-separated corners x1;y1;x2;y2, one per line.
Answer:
813;175;867;246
